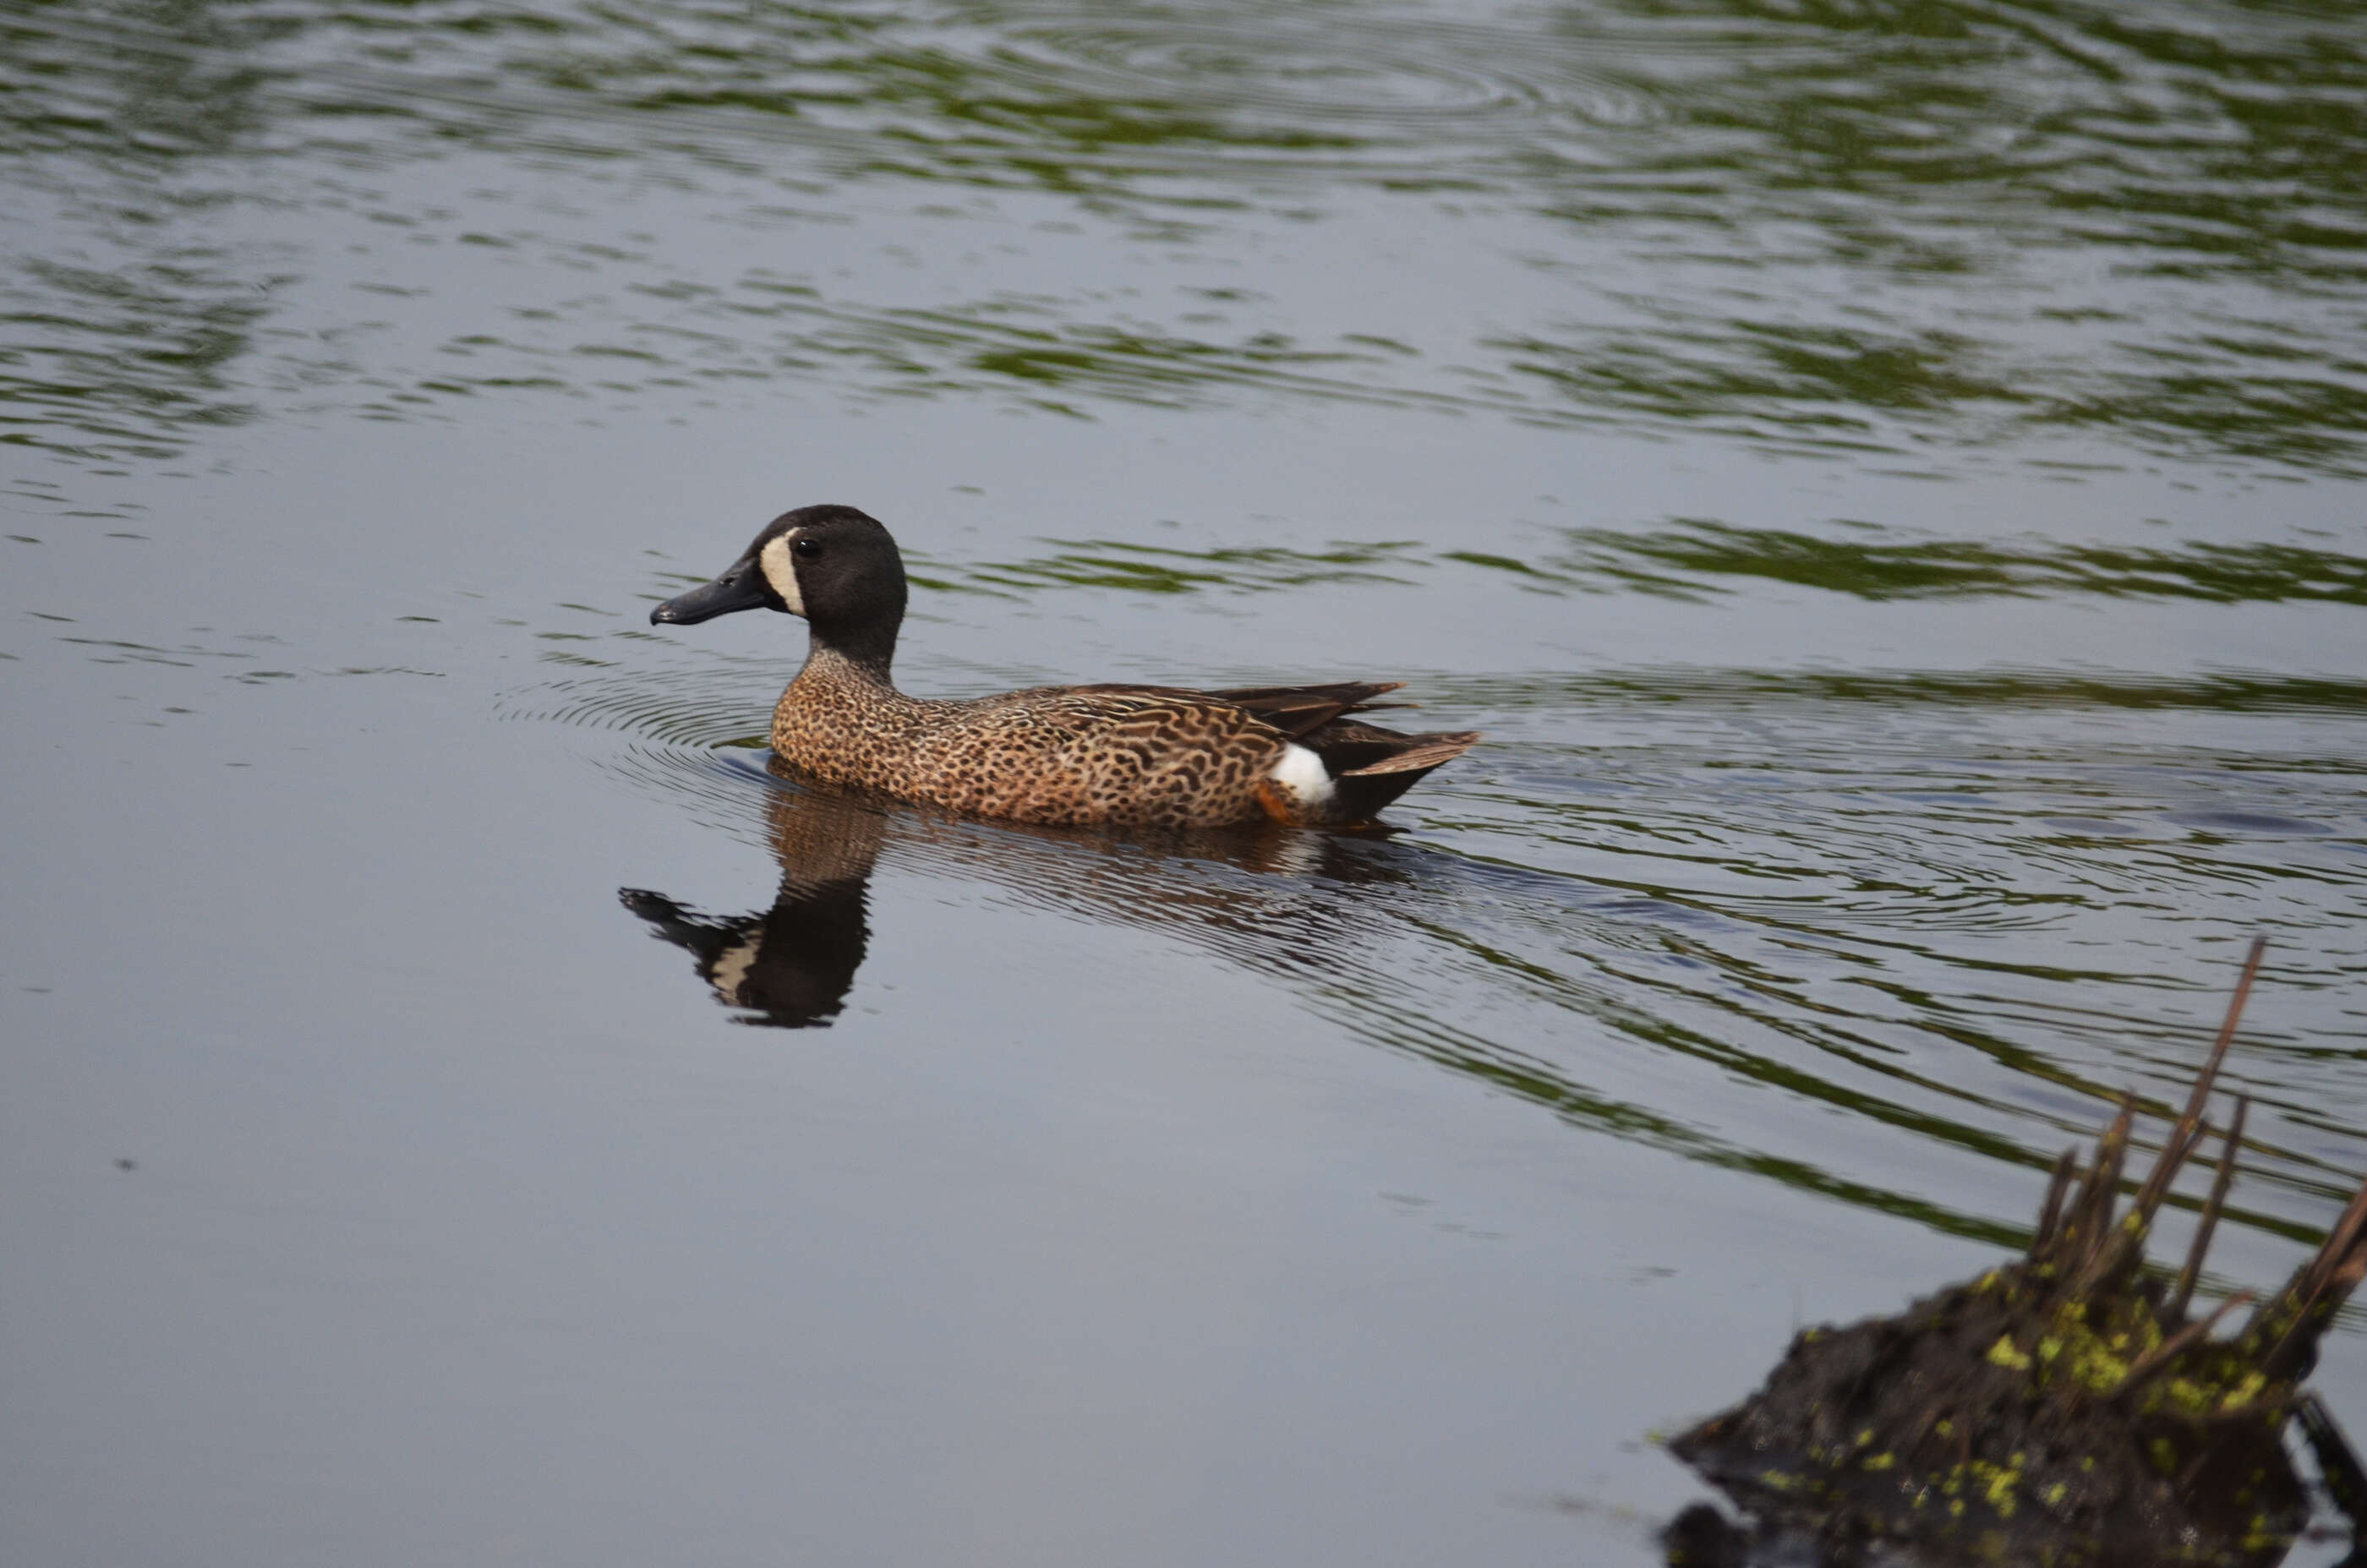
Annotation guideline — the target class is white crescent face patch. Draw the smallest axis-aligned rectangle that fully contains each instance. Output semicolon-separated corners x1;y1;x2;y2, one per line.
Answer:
757;531;806;616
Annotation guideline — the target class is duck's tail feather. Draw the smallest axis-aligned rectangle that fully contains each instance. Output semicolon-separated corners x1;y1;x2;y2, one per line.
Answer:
1309;723;1482;822
1340;732;1482;777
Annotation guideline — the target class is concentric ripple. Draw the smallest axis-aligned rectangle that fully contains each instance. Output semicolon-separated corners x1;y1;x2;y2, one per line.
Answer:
499;642;776;749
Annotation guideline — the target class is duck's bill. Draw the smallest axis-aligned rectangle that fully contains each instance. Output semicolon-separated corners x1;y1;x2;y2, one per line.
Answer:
650;560;774;626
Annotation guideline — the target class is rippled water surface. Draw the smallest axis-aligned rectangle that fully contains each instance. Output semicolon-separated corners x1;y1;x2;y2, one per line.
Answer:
6;1;2366;1563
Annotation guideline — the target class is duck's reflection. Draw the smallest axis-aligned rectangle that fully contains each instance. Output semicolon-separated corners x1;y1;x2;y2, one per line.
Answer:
620;753;1417;1027
620;773;888;1027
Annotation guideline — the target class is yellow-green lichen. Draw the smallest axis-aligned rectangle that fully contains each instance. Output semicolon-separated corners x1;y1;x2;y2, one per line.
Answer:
2042;1298;2140;1395
2217;1370;2269;1413
1975;1460;2021;1518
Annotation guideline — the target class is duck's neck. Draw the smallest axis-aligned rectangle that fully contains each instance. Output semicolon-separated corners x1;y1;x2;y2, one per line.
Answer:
795;633;898;696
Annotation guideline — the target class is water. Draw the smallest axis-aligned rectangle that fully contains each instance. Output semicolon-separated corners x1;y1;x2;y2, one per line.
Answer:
4;1;2364;1562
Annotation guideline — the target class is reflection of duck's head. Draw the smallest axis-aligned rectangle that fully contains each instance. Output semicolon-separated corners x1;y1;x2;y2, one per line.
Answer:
620;777;888;1029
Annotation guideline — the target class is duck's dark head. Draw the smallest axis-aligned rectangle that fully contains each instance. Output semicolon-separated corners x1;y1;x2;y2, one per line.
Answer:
651;504;908;669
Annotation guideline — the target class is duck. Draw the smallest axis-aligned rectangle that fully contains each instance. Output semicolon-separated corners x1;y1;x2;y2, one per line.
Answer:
648;504;1480;829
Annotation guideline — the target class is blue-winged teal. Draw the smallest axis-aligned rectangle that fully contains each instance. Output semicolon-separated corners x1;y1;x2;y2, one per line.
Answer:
649;505;1480;828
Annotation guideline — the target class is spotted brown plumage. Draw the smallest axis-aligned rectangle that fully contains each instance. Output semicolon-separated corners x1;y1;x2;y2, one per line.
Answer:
649;504;1480;828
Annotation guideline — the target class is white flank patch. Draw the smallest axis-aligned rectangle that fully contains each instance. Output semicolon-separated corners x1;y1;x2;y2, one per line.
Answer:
1268;742;1337;811
757;531;806;615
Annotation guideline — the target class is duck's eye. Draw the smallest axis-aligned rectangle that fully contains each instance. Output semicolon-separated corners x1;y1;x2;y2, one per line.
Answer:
792;537;822;559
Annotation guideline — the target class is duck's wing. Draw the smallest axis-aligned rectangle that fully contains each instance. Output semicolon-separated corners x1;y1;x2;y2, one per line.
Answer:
1200;680;1408;739
1071;678;1473;776
1044;680;1402;739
